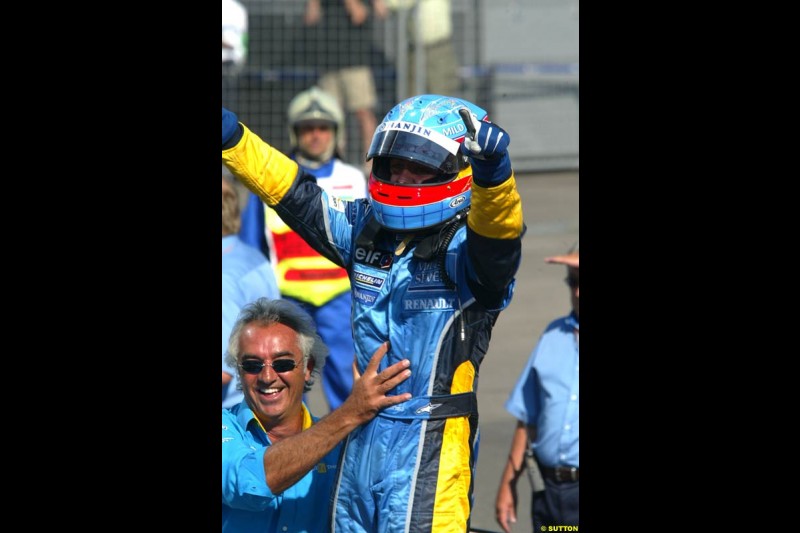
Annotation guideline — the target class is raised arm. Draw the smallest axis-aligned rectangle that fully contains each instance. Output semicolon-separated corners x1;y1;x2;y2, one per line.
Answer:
458;109;525;308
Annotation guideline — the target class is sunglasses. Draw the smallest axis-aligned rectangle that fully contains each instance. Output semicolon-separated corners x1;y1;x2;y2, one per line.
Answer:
565;277;579;288
240;358;303;375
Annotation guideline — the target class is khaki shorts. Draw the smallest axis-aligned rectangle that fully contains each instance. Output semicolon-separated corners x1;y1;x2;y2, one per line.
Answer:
318;66;377;112
407;40;459;96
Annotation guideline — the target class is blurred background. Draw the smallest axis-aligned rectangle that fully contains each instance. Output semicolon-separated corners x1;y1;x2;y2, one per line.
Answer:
223;0;578;172
223;1;578;530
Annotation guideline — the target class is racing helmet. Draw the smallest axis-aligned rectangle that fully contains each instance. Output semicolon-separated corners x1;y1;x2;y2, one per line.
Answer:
287;86;345;160
367;94;489;231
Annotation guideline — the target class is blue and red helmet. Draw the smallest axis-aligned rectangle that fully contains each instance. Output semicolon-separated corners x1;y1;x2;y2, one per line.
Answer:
367;94;489;231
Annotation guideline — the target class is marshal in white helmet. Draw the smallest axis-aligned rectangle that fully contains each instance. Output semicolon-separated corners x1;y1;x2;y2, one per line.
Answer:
287;86;346;165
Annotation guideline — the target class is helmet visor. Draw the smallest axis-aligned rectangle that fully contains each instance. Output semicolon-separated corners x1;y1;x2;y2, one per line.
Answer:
367;128;460;176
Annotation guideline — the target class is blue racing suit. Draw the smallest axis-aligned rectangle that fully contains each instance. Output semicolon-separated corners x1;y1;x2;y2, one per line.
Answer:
223;123;524;533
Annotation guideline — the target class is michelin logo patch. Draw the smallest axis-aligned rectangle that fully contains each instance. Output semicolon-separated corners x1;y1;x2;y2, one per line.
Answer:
352;264;386;306
353;271;385;291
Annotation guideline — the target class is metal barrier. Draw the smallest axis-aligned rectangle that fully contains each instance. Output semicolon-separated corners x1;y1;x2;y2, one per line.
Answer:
224;0;578;171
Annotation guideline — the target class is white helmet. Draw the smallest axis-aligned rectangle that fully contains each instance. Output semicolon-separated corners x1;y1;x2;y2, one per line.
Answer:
287;86;345;160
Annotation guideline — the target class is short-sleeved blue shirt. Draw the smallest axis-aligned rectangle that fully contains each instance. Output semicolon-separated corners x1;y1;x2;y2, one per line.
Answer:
505;313;579;468
222;402;342;532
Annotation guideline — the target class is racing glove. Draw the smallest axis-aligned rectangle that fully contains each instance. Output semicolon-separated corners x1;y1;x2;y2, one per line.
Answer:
222;107;240;147
459;109;512;188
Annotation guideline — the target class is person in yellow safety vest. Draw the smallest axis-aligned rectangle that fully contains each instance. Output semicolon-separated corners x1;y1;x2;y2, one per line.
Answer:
239;86;367;412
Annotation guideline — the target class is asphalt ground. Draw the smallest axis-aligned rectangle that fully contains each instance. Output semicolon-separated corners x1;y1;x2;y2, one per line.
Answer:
306;170;579;532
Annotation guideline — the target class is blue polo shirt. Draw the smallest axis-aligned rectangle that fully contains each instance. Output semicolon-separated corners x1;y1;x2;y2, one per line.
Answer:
505;313;579;468
222;402;342;532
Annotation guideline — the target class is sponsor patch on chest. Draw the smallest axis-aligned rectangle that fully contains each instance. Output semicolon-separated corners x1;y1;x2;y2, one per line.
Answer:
354;246;393;269
353;270;385;291
409;261;447;290
403;261;456;311
352;264;388;306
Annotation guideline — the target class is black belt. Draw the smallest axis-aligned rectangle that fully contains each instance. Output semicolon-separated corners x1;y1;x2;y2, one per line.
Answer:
540;465;579;483
377;392;477;420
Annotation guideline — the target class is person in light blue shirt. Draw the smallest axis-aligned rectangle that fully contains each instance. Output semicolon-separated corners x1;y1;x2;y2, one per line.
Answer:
222;173;281;408
495;243;579;533
222;297;412;532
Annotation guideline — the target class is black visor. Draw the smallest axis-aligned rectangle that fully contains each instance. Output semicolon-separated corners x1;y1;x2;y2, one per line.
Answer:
367;130;459;175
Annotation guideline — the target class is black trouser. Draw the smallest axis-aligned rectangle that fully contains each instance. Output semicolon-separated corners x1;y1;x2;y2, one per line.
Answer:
531;477;579;530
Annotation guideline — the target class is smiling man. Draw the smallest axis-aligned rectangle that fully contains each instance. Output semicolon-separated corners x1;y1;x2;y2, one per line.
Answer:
222;297;412;532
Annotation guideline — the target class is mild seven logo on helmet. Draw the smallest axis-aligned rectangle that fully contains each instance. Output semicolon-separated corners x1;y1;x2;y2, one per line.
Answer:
442;122;466;137
379;121;460;155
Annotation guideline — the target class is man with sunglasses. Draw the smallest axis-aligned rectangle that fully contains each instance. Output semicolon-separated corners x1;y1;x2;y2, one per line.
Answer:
223;93;524;532
494;243;580;533
222;297;412;532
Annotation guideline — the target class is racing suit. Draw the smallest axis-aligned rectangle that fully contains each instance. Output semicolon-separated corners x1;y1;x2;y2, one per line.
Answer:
223;123;524;533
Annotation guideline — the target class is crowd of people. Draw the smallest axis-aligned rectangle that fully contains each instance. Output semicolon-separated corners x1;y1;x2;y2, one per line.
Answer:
221;2;578;532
